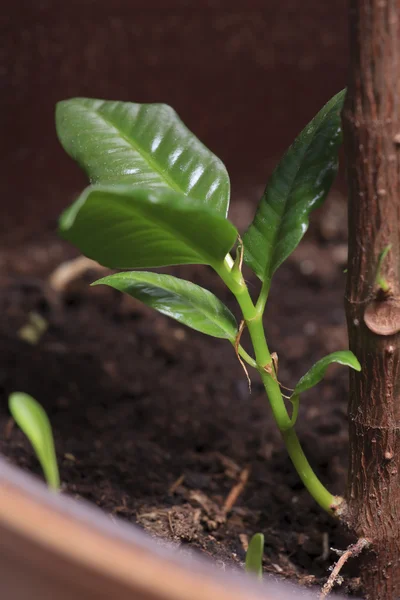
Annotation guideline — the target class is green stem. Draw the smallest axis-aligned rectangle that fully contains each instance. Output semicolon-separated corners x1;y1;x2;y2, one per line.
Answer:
282;428;335;512
216;259;337;515
259;365;292;431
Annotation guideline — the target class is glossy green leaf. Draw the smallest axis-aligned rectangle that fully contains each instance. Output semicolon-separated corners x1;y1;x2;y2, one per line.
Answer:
59;185;238;269
245;533;264;580
9;393;60;491
56;98;230;216
94;271;238;340
293;350;361;397
243;90;345;281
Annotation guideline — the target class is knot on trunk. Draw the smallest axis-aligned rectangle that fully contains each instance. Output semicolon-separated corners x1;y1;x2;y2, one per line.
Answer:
364;296;400;336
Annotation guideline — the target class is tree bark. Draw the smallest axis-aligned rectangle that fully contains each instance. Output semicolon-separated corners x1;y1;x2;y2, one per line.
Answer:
342;1;400;598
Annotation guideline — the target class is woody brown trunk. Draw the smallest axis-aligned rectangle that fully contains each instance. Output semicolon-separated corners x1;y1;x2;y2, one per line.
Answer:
342;0;400;598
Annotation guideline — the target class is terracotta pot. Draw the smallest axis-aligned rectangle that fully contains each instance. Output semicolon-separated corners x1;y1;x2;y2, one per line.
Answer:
0;457;344;600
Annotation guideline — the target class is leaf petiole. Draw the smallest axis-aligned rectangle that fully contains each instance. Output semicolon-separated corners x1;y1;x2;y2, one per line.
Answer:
281;394;300;430
235;344;257;369
255;277;271;317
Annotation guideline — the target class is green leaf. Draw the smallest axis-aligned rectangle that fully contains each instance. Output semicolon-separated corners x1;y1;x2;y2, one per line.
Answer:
59;185;238;269
243;90;345;281
9;393;60;491
245;533;264;580
56;98;230;216
293;350;361;397
94;271;237;340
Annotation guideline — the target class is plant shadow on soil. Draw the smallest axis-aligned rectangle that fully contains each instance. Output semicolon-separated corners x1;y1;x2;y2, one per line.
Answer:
0;193;361;595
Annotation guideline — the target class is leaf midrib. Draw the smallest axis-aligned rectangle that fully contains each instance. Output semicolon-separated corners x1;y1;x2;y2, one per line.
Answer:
267;114;332;276
86;188;232;267
249;101;339;280
112;273;235;338
89;103;186;196
133;197;226;266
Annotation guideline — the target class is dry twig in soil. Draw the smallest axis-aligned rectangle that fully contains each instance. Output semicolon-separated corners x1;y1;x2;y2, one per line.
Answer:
319;538;370;599
223;466;251;514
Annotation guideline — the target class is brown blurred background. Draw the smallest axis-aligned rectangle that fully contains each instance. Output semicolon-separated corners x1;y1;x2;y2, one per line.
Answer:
1;0;348;248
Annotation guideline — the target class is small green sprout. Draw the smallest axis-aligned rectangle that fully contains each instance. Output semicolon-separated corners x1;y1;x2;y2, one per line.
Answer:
9;392;60;491
375;244;392;292
245;533;264;580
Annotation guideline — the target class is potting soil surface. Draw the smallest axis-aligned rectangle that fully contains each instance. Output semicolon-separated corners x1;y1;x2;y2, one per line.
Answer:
0;192;361;595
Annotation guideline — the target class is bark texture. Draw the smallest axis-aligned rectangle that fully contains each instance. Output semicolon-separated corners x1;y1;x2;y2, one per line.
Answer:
342;1;400;598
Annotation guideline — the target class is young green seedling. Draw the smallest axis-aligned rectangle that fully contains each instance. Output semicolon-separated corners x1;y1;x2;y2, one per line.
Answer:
9;392;60;491
56;91;360;514
375;244;392;293
245;533;264;580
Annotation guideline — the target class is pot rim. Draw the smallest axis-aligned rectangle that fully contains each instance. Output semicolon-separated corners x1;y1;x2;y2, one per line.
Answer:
0;457;343;600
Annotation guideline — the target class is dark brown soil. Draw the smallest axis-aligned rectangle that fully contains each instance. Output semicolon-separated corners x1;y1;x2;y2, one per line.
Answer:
0;192;360;595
